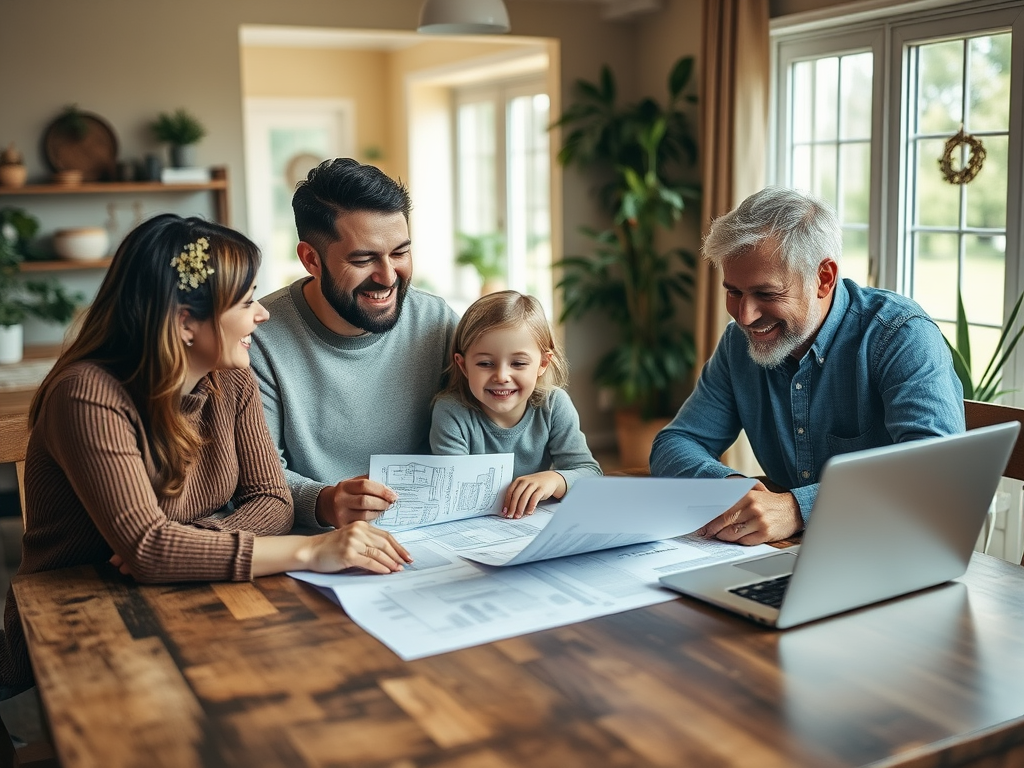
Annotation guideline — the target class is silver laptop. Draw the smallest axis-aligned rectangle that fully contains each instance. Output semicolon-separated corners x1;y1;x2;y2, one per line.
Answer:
658;423;1019;629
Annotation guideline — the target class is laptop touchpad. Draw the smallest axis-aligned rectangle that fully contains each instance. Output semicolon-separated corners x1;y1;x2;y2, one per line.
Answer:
734;552;798;577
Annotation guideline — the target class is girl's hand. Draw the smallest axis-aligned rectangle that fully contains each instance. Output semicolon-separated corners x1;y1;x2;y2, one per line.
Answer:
503;471;566;519
304;521;413;574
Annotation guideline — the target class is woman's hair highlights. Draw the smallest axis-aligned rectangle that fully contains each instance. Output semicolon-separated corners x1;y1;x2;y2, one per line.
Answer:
30;214;261;496
441;290;569;411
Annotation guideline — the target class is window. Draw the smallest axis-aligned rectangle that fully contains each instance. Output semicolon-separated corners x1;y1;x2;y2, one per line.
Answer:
772;0;1024;561
773;2;1024;390
454;77;553;317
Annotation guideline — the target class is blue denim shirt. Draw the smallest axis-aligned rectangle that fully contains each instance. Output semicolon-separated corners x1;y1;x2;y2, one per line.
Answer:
650;279;965;521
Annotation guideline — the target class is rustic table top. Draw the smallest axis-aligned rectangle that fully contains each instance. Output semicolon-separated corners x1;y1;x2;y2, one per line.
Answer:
13;552;1024;768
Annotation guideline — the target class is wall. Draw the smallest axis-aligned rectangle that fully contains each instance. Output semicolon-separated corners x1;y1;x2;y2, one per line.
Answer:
241;47;394;177
0;0;704;445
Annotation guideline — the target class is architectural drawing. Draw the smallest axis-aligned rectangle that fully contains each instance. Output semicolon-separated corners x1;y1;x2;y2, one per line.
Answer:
370;453;515;530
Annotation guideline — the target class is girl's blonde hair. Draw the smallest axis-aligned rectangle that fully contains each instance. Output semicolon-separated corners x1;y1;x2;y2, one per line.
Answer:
440;290;569;410
30;214;261;497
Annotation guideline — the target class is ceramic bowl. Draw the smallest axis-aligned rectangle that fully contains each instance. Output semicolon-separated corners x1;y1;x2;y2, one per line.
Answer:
53;227;109;261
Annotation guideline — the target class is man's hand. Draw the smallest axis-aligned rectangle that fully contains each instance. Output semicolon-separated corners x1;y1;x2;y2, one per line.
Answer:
315;476;397;528
698;480;804;545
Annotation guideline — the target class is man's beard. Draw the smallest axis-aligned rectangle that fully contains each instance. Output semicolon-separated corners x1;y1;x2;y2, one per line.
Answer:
742;301;821;369
320;262;409;335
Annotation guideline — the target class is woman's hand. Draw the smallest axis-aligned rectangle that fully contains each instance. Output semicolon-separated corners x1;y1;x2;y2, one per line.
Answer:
503;471;567;519
302;521;413;574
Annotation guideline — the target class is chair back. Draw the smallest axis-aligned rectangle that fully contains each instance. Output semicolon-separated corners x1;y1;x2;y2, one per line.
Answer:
0;413;29;524
964;399;1024;566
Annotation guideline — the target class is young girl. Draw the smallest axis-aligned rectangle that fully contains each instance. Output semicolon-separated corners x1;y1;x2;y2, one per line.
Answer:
2;214;409;695
430;290;601;519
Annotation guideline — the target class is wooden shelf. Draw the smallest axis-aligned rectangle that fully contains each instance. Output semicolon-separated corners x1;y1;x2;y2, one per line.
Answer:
0;165;230;230
0;179;227;195
20;258;112;272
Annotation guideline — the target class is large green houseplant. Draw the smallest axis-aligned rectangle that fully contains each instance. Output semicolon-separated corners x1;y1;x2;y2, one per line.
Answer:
552;56;699;455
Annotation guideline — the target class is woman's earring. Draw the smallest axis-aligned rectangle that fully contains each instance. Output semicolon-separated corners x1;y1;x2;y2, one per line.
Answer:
185;339;193;348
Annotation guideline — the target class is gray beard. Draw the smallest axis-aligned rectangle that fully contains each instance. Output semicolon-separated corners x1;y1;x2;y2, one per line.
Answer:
742;302;821;369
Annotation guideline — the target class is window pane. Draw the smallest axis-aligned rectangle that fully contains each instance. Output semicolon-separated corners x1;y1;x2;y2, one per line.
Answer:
813;144;837;204
792;61;813;144
839;53;873;140
962;233;1005;327
967;324;1001;385
842;227;869;287
916;40;964;135
814;57;839;141
968;34;1011;133
509;92;552;316
915;138;960;227
839;142;870;223
457;101;497;235
792;145;811;189
965;134;1007;229
912;231;958;321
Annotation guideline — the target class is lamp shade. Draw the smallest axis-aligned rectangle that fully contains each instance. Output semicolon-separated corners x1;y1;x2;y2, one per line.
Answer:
417;0;510;34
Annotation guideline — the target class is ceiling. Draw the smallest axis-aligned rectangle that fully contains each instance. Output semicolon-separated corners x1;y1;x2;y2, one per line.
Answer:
238;0;664;48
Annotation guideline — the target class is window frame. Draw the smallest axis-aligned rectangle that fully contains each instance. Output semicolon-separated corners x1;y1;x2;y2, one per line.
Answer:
771;0;1024;398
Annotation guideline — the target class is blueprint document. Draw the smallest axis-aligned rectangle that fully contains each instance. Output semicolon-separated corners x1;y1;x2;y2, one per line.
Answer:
368;453;515;530
290;515;777;660
458;476;756;566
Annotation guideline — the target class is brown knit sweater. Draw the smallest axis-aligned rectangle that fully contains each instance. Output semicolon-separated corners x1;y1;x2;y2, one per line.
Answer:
1;361;293;692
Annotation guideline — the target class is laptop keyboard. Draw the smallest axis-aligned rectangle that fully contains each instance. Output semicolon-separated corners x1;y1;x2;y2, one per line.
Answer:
728;574;791;608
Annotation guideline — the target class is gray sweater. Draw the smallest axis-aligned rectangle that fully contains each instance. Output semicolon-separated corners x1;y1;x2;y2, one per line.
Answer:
430;388;602;490
250;279;458;529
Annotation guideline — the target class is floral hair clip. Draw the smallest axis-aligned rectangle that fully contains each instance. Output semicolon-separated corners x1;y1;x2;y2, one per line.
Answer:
171;236;215;291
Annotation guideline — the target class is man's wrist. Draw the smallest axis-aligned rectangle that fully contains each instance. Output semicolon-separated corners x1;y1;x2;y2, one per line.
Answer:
314;485;337;528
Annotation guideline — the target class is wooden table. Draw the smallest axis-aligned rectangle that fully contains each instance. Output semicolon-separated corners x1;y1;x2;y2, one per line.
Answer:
12;553;1024;768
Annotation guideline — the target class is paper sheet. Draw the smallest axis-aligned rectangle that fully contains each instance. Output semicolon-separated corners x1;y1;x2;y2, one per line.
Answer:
368;453;515;530
290;519;776;660
458;476;756;565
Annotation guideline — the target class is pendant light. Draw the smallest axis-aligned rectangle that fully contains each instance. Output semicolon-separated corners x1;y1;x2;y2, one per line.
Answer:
417;0;511;34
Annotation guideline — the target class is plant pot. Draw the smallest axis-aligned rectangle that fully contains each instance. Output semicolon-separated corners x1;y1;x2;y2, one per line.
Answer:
614;408;671;470
171;144;197;168
0;164;27;189
0;324;23;364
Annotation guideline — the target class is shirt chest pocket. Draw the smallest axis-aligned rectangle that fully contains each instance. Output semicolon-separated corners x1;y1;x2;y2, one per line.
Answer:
825;422;891;456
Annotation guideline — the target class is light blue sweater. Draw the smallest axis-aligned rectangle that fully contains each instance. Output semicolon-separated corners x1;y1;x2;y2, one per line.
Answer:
430;388;602;490
250;279;458;530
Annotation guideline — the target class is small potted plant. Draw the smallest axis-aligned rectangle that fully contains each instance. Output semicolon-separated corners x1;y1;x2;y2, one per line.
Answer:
0;211;82;363
0;144;27;189
456;231;507;296
150;108;207;168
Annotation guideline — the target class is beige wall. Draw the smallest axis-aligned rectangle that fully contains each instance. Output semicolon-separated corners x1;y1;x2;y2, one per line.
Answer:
241;47;393;175
0;0;705;444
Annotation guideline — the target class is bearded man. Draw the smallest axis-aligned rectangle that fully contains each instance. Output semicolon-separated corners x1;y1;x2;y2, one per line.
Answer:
650;186;964;544
250;159;458;531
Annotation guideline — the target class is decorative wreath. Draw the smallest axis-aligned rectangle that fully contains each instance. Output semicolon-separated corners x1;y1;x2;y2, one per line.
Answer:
938;127;986;185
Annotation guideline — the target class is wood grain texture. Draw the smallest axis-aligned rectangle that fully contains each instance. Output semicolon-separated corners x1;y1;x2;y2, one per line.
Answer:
12;554;1024;768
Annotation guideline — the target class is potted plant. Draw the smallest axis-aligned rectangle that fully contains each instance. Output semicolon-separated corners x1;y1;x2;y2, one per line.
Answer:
945;289;1024;402
0;211;82;363
456;231;507;296
150;108;207;168
552;56;699;466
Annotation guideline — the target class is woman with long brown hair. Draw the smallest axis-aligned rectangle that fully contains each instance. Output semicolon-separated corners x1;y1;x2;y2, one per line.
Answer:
1;214;409;695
